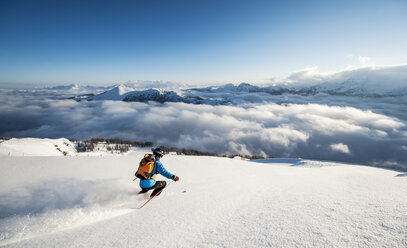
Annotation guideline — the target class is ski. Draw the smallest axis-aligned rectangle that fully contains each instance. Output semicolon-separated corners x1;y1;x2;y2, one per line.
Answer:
138;187;165;209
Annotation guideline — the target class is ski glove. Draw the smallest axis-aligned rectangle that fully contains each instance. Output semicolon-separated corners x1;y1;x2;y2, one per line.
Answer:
172;175;179;181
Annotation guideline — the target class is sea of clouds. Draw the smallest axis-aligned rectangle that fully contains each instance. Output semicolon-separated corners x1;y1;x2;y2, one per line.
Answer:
1;65;407;171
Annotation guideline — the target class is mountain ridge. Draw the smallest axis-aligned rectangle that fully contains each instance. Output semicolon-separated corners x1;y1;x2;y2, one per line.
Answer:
72;79;407;105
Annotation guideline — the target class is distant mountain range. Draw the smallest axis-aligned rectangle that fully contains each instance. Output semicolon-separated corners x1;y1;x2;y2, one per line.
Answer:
70;78;407;105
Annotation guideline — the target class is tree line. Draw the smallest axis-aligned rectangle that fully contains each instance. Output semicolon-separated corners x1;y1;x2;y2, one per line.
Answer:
72;137;266;159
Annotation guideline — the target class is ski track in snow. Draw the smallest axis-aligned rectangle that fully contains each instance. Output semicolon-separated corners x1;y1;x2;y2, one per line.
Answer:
0;154;406;247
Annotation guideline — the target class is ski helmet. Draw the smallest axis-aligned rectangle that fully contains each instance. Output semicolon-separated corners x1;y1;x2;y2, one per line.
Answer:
153;148;164;158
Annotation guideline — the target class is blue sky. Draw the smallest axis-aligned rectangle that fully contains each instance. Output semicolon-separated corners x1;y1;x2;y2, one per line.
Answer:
0;0;406;85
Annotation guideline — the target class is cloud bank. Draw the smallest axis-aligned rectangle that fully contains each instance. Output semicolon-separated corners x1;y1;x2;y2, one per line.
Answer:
1;65;407;170
1;87;406;171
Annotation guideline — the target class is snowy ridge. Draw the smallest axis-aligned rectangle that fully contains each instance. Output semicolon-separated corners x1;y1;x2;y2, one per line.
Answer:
15;65;401;103
190;80;407;98
87;85;135;101
68;65;407;104
0;151;406;247
0;138;77;156
74;80;407;105
83;85;221;104
122;88;190;103
253;158;348;167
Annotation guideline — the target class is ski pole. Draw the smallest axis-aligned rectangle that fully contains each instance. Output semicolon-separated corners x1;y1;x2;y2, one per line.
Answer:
139;181;173;209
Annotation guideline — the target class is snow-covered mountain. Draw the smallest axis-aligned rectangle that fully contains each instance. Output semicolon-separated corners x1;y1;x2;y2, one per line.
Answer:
87;85;135;101
285;65;407;96
190;80;407;98
0;138;77;156
0;140;406;247
67;65;407;105
309;79;407;97
74;79;407;105
81;85;220;104
122;89;196;103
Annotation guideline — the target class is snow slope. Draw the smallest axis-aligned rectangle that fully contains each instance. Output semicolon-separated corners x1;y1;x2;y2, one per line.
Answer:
85;85;212;104
88;85;135;101
0;138;77;156
0;152;406;247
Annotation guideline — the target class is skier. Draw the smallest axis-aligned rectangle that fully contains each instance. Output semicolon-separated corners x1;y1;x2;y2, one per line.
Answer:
136;148;179;197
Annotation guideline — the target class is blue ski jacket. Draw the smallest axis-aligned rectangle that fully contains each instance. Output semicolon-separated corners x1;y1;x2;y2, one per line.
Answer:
139;160;174;189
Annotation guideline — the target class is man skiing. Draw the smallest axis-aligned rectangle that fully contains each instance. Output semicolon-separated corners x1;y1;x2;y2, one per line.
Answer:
136;148;179;197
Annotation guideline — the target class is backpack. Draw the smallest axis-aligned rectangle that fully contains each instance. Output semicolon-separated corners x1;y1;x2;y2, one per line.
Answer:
135;154;156;180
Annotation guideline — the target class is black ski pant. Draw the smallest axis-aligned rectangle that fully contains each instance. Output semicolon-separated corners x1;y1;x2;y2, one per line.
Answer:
140;181;167;197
